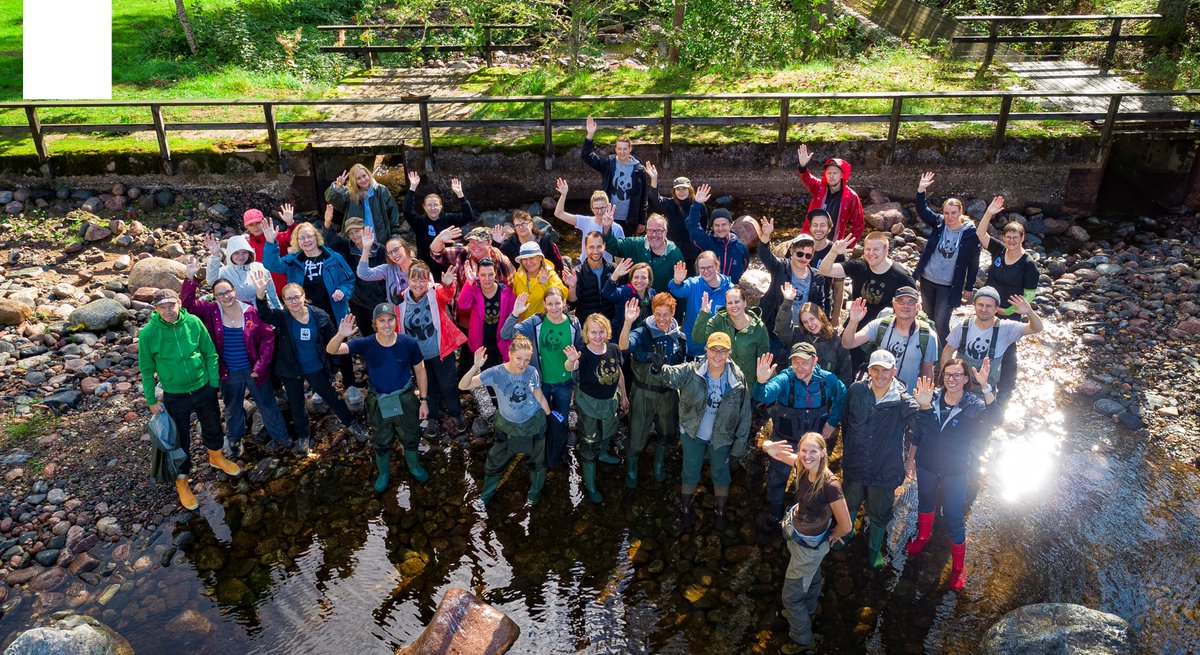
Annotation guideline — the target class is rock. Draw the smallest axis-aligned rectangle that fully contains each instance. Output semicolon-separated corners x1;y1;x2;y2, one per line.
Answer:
2;613;134;655
207;204;230;219
965;199;988;219
127;257;186;292
95;517;121;538
112;255;132;271
864;204;905;232
68;552;102;575
53;283;81;299
84;224;113;241
34;548;61;566
165;609;212;635
731;215;760;249
1066;225;1090;242
43;390;83;412
9;287;39;308
46;488;66;504
108;219;126;236
981;603;1132;655
1093;398;1124;416
868;189;891;205
69;299;129;332
1176;317;1200;335
30;566;69;591
127;187;142;200
103;196;126;211
0;190;11;203
138;195;156;212
397;588;519;655
81;197;104;213
0;298;34;325
1116;410;1144;430
154;189;175;207
5;201;23;214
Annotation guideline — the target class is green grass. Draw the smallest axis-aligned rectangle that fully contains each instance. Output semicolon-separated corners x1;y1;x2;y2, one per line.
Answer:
3;410;59;445
0;0;20;100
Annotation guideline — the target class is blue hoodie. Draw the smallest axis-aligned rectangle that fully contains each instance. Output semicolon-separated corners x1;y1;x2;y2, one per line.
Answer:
668;273;733;357
686;202;749;282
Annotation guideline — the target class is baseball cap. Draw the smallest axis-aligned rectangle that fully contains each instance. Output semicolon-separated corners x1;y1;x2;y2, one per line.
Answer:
790;342;817;360
868;349;896;369
894;286;919;300
152;288;180;306
242;208;264;226
466;227;492;242
372;303;397;321
672;177;692;189
706;332;732;350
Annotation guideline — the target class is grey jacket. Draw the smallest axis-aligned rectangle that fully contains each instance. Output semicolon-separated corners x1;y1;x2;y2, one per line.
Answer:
652;358;753;453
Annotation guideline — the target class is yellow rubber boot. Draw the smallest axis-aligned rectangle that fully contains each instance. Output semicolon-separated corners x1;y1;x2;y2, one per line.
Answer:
175;476;198;510
207;449;242;476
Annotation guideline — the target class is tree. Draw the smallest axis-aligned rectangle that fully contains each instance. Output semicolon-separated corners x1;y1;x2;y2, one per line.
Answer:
174;0;199;55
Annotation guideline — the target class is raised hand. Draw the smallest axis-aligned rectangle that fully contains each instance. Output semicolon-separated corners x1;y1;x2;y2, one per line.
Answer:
537;265;550;285
644;162;658;184
623;297;640;324
972;357;992;386
763;439;796;459
337;314;357;338
914;375;935;408
262;220;278;244
1010;294;1032;316
451;178;463;198
281;203;295;227
987;196;1006;215
599;204;614;229
918;171;935;193
695;183;712;204
492;224;507;245
336;170;349;188
848;298;867;323
756;352;777;384
204;233;221;256
464;260;478;285
357;225;374;252
585;116;596;138
251;268;271;296
673;260;687;285
700;291;712;314
442;265;457;287
472;346;489;369
407;170;420;190
323;203;335;228
185;255;201;280
436;225;462;245
796;144;812;168
611;257;633;281
781;281;796;301
555;177;569;196
831;234;856;255
561;265;577;288
512;292;529;317
759;215;774;242
564;345;581;367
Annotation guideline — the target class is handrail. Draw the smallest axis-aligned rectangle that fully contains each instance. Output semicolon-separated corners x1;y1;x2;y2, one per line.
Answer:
315;23;533;30
316;21;535;67
3;90;1198;177
953;13;1163;74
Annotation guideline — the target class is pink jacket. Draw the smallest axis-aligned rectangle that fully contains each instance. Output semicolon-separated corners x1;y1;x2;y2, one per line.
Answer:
456;282;516;361
181;276;275;381
396;282;468;361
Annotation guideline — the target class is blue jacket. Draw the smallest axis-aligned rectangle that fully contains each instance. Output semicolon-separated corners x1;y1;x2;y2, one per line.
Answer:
263;243;355;322
754;365;847;430
668;274;733;357
685;203;749;282
913;191;981;308
913;389;993;476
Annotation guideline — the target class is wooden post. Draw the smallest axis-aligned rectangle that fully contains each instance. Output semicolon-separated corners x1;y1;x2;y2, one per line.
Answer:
543;99;554;170
885;97;903;165
150;104;173;176
1102;18;1124;73
1097;94;1122;162
776;98;790;167
992;95;1013;163
418;100;434;172
263;103;286;174
24;106;52;178
661;98;672;167
978;21;1000;75
484;26;493;67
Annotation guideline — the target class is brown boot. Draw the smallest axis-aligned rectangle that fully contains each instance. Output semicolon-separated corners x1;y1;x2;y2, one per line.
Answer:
207;449;242;476
175;476;198;510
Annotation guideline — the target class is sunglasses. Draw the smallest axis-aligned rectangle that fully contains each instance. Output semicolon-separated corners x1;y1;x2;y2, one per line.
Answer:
793;251;813;259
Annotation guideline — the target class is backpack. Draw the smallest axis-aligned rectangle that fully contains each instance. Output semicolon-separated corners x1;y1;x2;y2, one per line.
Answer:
870;315;932;358
959;321;1001;360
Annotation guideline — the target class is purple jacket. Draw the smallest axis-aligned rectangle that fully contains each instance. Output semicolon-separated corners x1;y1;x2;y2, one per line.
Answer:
181;277;276;382
456;281;515;361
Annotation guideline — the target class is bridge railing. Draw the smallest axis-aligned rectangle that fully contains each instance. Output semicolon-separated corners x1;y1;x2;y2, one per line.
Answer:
315;23;536;68
952;14;1163;74
2;89;1199;177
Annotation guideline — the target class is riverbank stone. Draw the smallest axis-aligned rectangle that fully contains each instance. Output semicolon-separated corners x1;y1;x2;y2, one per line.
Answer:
397;588;520;655
3;613;134;655
981;603;1133;655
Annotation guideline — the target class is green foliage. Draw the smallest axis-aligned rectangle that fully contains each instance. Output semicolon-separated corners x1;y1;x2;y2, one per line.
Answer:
655;0;863;69
4;411;59;445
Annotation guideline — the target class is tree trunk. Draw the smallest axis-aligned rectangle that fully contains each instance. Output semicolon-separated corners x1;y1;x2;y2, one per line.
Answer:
174;0;199;55
667;0;684;64
1151;0;1187;44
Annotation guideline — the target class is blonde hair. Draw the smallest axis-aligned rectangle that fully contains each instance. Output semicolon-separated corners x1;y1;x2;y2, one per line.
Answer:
509;333;533;354
696;251;720;269
289;223;324;251
589;190;609;208
583;313;612;339
346;163;376;205
791;432;835;504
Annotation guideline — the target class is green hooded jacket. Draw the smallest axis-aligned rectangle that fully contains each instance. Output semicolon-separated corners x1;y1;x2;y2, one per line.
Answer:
138;308;219;405
651;358;753;453
691;305;770;386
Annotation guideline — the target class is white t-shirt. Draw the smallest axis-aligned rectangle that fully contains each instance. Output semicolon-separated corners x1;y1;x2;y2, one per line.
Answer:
571;214;624;262
946;317;1026;386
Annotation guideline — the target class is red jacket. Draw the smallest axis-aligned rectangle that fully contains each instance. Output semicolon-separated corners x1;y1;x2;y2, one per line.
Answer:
798;158;864;242
247;228;292;295
395;283;468;361
181;277;276;382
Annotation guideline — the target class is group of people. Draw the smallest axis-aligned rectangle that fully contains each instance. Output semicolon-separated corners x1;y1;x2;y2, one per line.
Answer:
138;129;1046;654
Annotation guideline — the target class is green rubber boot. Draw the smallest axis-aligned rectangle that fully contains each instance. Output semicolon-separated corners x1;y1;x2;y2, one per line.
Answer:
527;469;546;506
581;461;604;504
372;452;391;494
404;449;429;483
625;456;639;489
481;473;502;505
831;525;855;551
867;522;888;570
653;443;667;483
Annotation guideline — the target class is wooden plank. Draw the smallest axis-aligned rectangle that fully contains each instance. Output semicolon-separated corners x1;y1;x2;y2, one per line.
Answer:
150;105;173;176
957;13;1161;21
954;34;1155;43
316;23;533;30
25;106;51;176
263;104;285;173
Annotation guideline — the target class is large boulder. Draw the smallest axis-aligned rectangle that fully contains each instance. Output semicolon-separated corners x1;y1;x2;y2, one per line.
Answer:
397;588;519;655
981;603;1134;655
3;613;134;655
68;299;130;332
731;215;760;249
128;257;186;293
863;201;906;232
0;298;33;325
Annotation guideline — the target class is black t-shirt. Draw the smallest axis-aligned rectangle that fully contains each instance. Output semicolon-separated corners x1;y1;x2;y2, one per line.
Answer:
578;343;623;399
824;188;844;237
298;251;333;314
985;241;1039;311
841;259;916;324
812;241;844;273
482;288;501;354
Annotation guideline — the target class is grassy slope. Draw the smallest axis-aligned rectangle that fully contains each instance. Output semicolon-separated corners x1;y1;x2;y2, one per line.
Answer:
0;0;20;99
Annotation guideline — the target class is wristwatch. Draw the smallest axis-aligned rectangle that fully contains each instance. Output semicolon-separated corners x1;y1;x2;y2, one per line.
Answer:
980;384;994;394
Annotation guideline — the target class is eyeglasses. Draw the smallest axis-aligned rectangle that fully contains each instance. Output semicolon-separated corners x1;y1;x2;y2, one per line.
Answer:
793;251;813;259
514;221;532;228
895;298;918;306
708;347;730;354
386;247;405;256
698;265;717;273
215;289;236;299
646;228;667;234
283;295;303;303
944;373;968;380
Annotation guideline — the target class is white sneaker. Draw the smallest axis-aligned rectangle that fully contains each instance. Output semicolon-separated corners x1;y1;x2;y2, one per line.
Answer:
346;386;364;405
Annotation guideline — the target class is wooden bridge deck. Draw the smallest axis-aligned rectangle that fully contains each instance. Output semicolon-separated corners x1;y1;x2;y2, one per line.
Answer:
1005;60;1178;113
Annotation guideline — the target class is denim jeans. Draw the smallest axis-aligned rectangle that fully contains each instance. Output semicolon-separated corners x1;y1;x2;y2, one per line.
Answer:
222;369;290;446
280;370;356;441
541;380;573;469
162;384;223;473
919;278;955;346
917;465;969;544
